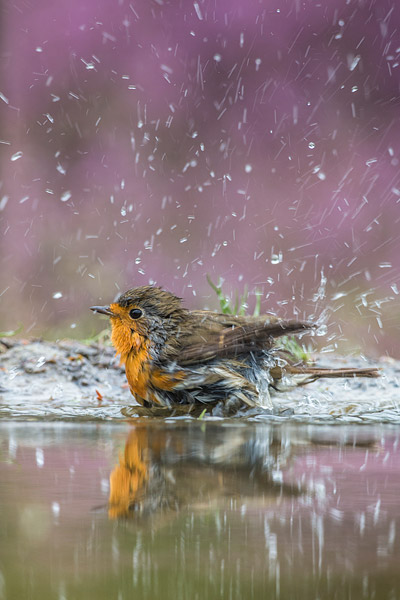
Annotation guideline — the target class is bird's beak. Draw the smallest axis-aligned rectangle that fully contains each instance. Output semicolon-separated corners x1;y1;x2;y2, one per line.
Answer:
90;305;115;317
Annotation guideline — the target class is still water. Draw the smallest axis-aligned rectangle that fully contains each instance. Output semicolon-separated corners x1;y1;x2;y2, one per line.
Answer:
1;420;399;599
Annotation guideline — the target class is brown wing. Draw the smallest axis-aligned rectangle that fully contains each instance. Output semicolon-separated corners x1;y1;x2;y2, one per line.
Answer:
172;312;314;366
188;310;281;326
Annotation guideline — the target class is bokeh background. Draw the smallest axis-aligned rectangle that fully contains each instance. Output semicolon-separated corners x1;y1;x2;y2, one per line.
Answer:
1;0;399;356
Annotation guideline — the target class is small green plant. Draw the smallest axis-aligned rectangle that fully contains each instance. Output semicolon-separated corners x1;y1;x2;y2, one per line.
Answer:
207;276;312;364
206;275;262;317
278;335;311;363
198;408;207;420
0;324;23;337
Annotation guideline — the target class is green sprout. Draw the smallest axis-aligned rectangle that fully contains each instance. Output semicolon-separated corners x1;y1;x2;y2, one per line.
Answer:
207;275;312;364
0;324;24;337
278;335;312;363
206;275;262;317
198;408;207;420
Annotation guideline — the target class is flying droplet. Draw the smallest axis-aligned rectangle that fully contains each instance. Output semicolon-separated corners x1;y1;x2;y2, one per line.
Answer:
11;151;23;161
271;253;282;265
348;55;361;71
316;324;327;336
60;191;71;202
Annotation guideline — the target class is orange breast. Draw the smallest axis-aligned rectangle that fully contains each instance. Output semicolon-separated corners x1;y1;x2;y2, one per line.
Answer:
110;316;142;359
125;346;152;403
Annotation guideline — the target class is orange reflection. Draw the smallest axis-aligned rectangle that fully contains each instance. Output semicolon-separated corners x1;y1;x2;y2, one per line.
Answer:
108;427;149;519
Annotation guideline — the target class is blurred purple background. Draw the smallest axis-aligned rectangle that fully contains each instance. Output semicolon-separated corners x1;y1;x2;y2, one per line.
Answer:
1;0;399;356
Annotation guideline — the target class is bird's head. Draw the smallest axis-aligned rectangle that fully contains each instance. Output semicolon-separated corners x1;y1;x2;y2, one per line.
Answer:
90;286;186;360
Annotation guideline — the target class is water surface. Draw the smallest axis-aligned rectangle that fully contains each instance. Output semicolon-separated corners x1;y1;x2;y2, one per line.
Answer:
1;420;399;599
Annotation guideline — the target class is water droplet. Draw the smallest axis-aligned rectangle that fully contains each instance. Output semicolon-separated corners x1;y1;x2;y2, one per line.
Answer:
245;164;252;173
271;252;282;265
52;502;60;517
308;142;315;149
36;356;46;368
213;53;222;62
348;55;361;71
316;324;327;336
135;257;141;264
53;292;63;299
0;196;9;211
11;151;23;161
193;1;203;20
36;448;44;467
366;158;377;167
60;191;71;202
120;207;127;216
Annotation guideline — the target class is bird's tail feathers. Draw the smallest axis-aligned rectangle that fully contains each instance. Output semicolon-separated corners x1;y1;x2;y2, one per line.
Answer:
260;320;315;339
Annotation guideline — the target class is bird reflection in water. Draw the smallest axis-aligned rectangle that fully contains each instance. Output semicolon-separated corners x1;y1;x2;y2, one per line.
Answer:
107;422;301;520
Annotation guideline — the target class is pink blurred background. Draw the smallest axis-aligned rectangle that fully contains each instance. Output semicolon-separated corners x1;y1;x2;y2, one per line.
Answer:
1;0;399;356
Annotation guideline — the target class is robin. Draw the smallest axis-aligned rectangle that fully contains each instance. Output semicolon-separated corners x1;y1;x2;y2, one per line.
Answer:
90;286;379;410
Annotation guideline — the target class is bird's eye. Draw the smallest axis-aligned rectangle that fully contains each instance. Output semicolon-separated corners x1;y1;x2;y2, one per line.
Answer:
129;308;143;319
